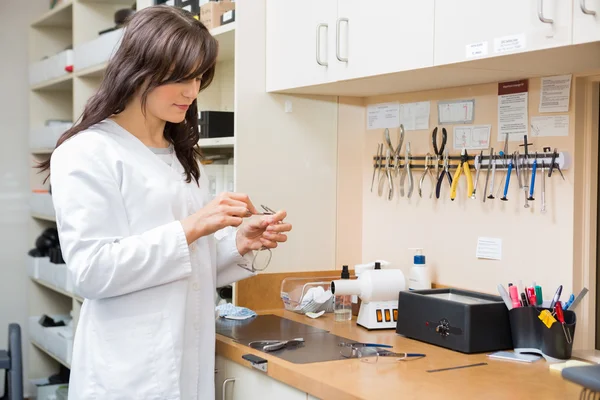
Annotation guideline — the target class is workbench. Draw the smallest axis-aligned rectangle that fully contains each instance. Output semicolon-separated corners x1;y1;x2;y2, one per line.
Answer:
215;310;583;400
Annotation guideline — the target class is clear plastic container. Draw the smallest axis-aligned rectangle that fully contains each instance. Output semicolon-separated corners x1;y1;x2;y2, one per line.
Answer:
56;385;69;400
280;276;337;314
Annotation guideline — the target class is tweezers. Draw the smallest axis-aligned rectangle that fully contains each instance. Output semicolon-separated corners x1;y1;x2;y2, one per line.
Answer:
247;204;276;216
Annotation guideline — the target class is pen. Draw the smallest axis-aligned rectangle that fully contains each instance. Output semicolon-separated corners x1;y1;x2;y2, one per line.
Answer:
521;292;529;307
526;287;537;307
535;285;543;306
550;285;563;310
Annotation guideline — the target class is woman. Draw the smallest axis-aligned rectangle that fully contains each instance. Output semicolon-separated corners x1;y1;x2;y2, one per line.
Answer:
37;5;291;400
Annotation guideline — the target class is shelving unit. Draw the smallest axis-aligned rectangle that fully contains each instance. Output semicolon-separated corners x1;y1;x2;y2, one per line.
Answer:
26;0;238;393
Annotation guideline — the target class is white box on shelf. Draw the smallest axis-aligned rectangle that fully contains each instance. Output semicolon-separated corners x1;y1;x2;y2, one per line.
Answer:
74;28;124;72
26;255;50;280
203;164;225;198
29;123;70;150
37;260;57;287
28;314;70;348
32;381;67;400
45;326;73;365
53;263;73;293
223;164;234;192
29;49;73;86
30;192;55;219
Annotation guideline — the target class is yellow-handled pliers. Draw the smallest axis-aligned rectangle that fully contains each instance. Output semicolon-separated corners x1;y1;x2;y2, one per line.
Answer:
450;148;473;201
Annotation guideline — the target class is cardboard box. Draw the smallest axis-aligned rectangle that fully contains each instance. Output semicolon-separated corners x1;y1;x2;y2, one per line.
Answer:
200;1;235;30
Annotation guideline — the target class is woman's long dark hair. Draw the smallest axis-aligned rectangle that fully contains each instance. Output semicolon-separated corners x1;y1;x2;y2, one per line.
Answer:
37;5;218;185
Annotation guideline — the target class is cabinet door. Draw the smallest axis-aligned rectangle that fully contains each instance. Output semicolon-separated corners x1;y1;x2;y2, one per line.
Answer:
223;359;308;400
335;0;434;80
573;0;600;43
266;0;338;92
434;0;573;66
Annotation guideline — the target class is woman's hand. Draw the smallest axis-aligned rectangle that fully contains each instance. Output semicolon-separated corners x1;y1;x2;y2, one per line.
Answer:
236;210;292;256
181;192;258;244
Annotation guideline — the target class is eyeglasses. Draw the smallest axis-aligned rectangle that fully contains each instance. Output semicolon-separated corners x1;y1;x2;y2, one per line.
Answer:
241;205;277;273
339;342;425;363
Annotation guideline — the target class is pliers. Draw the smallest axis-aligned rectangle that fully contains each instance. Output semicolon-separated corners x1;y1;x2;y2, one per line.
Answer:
432;127;447;178
450;148;474;201
419;153;434;198
435;147;452;199
399;142;413;198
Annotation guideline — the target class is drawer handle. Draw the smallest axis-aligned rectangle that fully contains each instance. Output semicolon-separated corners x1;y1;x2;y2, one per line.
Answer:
316;23;328;66
222;378;235;400
537;0;554;23
581;0;596;15
336;17;349;62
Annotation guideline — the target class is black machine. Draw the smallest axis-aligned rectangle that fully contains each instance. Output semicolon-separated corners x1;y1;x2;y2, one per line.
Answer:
396;288;513;354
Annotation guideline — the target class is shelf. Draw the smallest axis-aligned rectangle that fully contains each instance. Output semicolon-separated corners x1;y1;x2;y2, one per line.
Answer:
75;62;108;78
198;137;234;148
31;1;73;28
31;277;83;303
31;212;56;222
31;74;73;92
30;340;70;369
212;22;235;62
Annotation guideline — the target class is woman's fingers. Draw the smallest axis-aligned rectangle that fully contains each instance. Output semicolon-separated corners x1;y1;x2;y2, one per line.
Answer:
266;223;292;233
260;237;278;249
262;231;287;243
224;192;258;214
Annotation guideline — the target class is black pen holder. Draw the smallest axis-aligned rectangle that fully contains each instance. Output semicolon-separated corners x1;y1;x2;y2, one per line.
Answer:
508;306;576;361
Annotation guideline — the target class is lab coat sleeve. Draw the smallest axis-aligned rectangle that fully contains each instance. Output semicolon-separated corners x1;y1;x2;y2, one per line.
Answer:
50;145;193;300
214;227;256;287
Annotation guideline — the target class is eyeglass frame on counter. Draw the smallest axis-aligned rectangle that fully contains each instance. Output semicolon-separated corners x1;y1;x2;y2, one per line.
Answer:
338;342;426;363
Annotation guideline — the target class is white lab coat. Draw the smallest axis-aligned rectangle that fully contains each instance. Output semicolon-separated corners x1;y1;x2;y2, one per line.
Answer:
50;119;255;400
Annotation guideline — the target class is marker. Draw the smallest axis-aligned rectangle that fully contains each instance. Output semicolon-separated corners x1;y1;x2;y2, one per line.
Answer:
549;285;563;310
526;287;537;307
534;285;543;306
521;292;529;307
509;285;521;308
497;284;513;310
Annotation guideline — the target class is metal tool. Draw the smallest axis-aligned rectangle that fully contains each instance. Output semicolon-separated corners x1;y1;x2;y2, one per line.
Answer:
500;157;514;201
450;148;473;201
394;125;405;177
399;142;414;198
567;287;589;311
378;148;394;200
375;143;384;190
483;149;493;203
548;148;565;180
470;150;483;199
435;147;452;199
528;152;538;201
419;153;434;198
487;151;496;200
541;160;547;213
248;338;305;352
384;127;404;178
371;143;382;192
427;362;488;373
496;134;510;198
554;303;572;344
432;127;447;180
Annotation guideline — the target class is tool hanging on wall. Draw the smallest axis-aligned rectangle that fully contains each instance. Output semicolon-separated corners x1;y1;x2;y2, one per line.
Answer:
435;148;452;199
371;143;382;192
470;150;483;200
450;148;473;201
419;154;434;198
399;142;414;198
483;148;494;203
541;160;547;213
528;153;538;202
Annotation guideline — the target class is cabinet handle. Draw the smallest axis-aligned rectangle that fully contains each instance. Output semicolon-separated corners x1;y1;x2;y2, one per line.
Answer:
336;17;349;62
581;0;596;15
222;378;235;400
537;0;554;24
316;23;328;66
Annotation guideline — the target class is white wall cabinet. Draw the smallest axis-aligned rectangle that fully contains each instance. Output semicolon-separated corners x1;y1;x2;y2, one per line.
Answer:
265;0;338;92
335;0;434;81
216;356;317;400
434;0;572;65
573;0;600;43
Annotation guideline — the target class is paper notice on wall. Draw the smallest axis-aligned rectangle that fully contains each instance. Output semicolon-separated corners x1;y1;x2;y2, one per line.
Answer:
398;101;430;131
497;79;529;142
438;99;475;124
530;115;569;137
453;125;491;150
476;237;502;261
539;74;572;113
367;102;400;130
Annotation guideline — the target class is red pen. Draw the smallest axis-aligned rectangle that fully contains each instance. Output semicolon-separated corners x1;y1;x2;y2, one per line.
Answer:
526;287;537;306
554;302;572;344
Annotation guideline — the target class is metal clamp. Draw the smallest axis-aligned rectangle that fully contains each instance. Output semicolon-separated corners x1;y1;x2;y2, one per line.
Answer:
316;23;328;66
336;18;349;62
581;0;596;15
538;0;554;23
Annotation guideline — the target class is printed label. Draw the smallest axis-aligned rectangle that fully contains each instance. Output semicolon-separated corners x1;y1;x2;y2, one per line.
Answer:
494;34;526;54
466;41;488;58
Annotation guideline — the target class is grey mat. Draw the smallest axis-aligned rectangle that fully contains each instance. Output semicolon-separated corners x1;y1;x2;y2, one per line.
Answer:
216;314;354;364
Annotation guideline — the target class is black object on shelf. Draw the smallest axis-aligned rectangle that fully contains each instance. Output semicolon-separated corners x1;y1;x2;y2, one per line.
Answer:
38;315;66;328
175;0;200;15
198;111;234;138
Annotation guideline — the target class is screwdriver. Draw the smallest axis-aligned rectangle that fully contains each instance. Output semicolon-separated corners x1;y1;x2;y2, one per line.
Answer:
500;157;513;201
528;152;538;201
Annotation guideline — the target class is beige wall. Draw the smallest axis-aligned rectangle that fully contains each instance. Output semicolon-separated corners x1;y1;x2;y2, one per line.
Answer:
339;77;576;297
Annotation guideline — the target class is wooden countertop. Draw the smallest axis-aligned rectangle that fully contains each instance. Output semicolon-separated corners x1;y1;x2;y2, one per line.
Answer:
216;310;583;400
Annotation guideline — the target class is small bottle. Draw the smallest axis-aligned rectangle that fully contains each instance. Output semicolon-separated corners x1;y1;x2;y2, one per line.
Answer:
408;248;431;290
334;265;352;321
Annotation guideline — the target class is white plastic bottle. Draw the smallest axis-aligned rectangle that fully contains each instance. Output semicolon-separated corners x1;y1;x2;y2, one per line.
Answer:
408;248;431;290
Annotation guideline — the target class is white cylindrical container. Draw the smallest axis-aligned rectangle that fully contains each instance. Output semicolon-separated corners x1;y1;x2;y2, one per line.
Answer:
332;269;406;303
408;248;431;290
